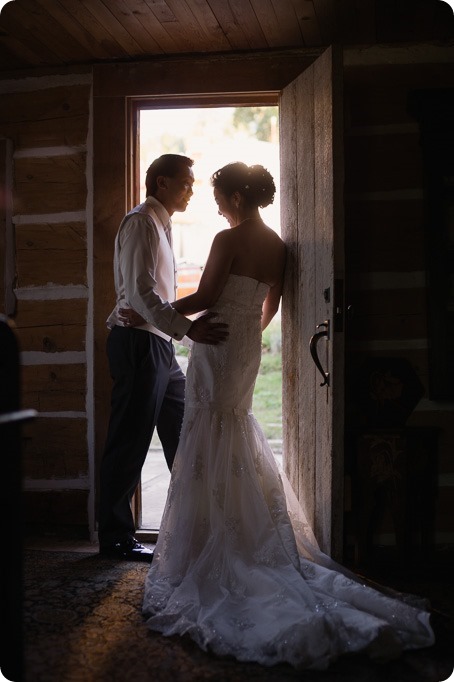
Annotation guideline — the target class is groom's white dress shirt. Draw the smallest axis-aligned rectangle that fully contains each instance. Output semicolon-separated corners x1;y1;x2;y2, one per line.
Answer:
106;195;192;342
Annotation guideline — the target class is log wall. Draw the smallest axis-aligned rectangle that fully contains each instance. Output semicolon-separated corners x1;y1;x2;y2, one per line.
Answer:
0;72;93;536
343;55;454;551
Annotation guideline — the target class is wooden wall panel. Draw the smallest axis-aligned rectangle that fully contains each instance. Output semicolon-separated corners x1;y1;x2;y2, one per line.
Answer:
344;59;454;551
345;134;423;192
0;138;8;312
22;417;87;478
435;488;454;532
0;85;90;149
16;222;87;287
24;490;89;528
14;153;87;214
21;364;86;412
14;299;87;352
408;410;454;472
346;86;415;127
349;309;426;341
350;288;427;318
93;95;126;483
347;199;424;272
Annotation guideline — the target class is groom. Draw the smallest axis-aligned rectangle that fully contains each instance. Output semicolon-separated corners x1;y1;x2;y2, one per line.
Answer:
99;154;228;562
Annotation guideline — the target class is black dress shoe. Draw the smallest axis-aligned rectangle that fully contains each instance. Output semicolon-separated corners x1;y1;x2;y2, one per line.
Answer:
100;538;154;563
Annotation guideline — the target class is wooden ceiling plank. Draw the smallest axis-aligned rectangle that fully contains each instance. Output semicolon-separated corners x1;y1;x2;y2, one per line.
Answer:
79;0;150;57
13;0;94;63
290;0;322;45
206;0;256;50
97;0;164;55
249;0;283;47
49;0;130;59
139;0;184;53
223;0;268;48
32;0;114;61
0;0;67;64
269;0;305;45
0;34;44;67
160;0;227;52
185;0;232;51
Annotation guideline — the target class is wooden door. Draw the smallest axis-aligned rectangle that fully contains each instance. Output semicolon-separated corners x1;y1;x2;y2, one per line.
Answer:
280;46;345;559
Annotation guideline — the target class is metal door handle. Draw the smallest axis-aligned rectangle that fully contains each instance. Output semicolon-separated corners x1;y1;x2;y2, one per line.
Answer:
309;321;330;387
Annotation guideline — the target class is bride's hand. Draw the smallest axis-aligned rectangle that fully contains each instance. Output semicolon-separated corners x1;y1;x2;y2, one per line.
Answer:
119;307;146;327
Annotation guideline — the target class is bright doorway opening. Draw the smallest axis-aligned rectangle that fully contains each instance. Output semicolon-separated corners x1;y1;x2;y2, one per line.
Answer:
137;105;282;531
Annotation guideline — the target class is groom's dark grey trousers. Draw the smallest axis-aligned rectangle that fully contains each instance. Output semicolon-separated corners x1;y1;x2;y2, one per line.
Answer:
98;325;185;548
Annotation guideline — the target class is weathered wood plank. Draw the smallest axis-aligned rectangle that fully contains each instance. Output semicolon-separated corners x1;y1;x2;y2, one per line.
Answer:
281;46;344;557
280;68;300;500
14;153;87;214
14;298;87;352
296;61;317;529
21;364;86;412
16;222;87;287
0;85;90;149
314;46;335;552
22;416;87;478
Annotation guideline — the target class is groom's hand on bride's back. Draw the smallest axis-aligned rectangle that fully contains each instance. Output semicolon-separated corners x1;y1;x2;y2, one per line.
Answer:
187;312;228;344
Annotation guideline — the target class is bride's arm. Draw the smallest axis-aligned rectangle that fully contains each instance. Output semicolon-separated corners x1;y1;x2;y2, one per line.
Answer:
261;279;283;331
172;230;233;316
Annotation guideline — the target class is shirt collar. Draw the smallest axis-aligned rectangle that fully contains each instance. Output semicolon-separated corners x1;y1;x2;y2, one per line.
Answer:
145;195;171;227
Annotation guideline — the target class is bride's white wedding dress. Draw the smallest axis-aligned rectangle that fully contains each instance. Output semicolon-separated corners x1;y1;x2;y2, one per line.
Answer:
143;274;434;669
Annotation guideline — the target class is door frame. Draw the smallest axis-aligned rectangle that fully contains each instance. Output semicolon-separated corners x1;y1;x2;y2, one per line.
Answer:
92;48;341;544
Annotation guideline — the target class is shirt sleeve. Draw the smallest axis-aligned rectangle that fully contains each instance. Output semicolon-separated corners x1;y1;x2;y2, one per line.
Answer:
118;214;192;340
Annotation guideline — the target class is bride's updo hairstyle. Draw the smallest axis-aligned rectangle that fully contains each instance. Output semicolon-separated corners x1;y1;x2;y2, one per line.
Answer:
211;162;276;209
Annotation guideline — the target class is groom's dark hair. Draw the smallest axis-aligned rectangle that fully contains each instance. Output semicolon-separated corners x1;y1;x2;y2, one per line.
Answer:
145;154;194;196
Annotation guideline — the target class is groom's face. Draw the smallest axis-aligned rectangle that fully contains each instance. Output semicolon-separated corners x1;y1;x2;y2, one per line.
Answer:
158;163;195;215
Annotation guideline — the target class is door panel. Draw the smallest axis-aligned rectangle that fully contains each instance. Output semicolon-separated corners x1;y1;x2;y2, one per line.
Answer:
280;46;345;559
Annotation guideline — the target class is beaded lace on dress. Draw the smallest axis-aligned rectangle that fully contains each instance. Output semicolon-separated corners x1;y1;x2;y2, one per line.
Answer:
143;274;434;670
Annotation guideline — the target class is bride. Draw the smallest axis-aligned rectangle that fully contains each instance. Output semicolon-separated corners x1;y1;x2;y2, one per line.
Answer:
140;161;434;670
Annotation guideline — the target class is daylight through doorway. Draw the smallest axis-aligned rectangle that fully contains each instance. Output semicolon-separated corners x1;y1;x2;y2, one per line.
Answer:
137;105;281;531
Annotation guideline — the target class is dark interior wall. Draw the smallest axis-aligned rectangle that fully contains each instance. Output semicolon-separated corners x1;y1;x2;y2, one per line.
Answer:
343;59;454;557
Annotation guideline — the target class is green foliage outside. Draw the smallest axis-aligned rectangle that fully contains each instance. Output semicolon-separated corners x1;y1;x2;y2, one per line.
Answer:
253;320;283;441
232;106;279;142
